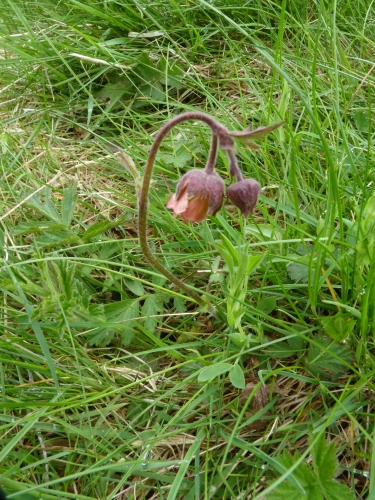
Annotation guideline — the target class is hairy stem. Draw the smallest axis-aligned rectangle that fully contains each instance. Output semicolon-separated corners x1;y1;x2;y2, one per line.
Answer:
227;149;244;181
203;134;219;175
139;112;225;306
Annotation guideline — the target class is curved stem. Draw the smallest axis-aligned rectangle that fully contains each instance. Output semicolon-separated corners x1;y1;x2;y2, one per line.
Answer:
139;112;225;306
203;134;219;175
227;149;244;182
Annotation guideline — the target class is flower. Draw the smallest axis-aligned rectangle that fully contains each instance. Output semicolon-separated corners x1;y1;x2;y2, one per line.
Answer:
166;169;225;223
227;179;260;218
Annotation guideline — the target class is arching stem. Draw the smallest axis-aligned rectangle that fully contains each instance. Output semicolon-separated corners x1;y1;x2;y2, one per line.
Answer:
138;112;225;306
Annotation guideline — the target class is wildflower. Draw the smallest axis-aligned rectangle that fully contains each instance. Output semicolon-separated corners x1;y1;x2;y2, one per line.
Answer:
227;178;260;218
166;169;225;223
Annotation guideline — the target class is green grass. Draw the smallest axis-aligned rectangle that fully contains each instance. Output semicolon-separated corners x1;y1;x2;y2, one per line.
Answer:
0;0;374;498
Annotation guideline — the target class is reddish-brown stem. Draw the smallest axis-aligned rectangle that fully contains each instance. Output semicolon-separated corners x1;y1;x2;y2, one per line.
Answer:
227;149;244;182
139;112;226;306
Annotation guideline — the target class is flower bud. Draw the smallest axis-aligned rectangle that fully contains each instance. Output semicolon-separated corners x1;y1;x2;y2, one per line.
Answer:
166;169;225;223
227;179;260;218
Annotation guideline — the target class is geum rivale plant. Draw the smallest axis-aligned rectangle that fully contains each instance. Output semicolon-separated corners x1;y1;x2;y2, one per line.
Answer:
138;111;283;343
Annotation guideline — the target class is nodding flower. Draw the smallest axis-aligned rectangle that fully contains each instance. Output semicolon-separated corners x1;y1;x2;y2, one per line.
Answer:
166;169;225;223
138;110;284;306
227;178;261;218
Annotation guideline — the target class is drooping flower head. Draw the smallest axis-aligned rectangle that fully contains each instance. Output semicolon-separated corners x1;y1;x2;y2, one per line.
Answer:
138;111;284;307
166;169;224;223
227;178;260;218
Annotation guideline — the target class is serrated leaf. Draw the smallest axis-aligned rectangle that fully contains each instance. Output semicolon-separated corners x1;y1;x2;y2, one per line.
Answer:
86;300;139;346
265;340;298;359
173;296;186;314
141;295;163;334
159;149;192;168
321;481;356;500
287;261;312;283
143;81;165;101
137;52;158;81
276;451;321;497
312;435;356;500
95;76;130;102
25;188;62;223
124;279;145;297
209;273;224;283
321;313;356;341
119;299;139;345
312;435;337;483
11;221;69;235
353;110;370;133
229;364;245;389
82;218;124;241
61;184;78;225
198;363;232;382
305;333;354;381
157;58;184;88
258;296;277;314
266;437;356;500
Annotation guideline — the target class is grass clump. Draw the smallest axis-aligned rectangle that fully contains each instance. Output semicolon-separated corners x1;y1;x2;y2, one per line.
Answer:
0;0;374;498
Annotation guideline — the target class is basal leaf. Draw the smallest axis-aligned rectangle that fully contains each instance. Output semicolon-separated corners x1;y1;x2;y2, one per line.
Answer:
141;295;163;334
229;364;245;389
321;312;356;341
124;278;145;297
61;183;78;225
311;435;356;500
305;333;354;381
266;450;321;500
258;296;277;314
82;218;125;241
157;57;184;88
173;296;187;314
198;363;232;382
321;481;356;500
312;434;337;484
265;340;299;359
287;261;311;283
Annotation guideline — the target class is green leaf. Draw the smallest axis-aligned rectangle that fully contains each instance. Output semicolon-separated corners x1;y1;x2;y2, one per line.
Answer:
229;364;245;389
137;52;159;81
61;183;78;225
305;333;354;381
266;436;356;500
267;451;323;500
321;481;356;500
321;313;356;341
312;435;355;499
157;57;184;88
86;300;139;346
198;363;232;382
258;296;277;314
143;81;165;101
287;261;312;283
265;340;299;359
119;299;139;345
82;218;125;241
173;296;186;314
124;279;145;297
312;435;337;483
25;188;61;223
11;221;68;235
353;109;370;133
141;295;163;334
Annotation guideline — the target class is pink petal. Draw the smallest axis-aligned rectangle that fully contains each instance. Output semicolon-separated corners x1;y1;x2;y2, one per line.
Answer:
166;194;176;209
182;192;209;223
